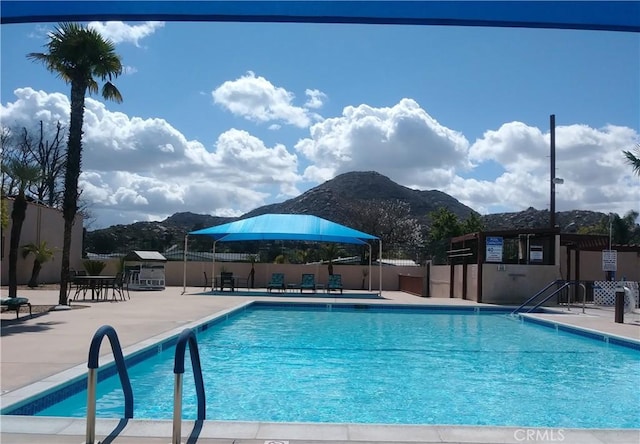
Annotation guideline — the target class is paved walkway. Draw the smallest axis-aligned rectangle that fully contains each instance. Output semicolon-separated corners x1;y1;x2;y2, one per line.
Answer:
1;286;639;444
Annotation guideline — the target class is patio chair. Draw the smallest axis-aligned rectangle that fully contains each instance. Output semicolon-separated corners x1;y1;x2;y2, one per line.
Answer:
234;272;251;290
267;273;285;292
220;271;235;292
327;274;343;294
111;271;131;301
300;273;316;293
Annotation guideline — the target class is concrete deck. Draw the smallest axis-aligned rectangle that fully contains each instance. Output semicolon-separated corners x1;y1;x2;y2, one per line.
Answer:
1;286;639;444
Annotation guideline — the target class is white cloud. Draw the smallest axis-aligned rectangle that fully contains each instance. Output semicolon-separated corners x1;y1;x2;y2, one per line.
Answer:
2;87;638;228
295;98;471;186
453;121;640;215
212;71;320;128
123;66;138;75
1;88;302;228
304;89;327;109
87;21;165;46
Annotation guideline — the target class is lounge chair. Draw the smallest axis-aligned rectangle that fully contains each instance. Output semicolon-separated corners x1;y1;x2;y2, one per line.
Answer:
300;273;316;293
267;273;285;292
1;297;32;319
327;274;343;294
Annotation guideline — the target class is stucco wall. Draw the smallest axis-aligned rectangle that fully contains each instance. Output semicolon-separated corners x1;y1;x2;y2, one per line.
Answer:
1;199;83;285
150;261;422;290
430;265;451;298
481;264;561;305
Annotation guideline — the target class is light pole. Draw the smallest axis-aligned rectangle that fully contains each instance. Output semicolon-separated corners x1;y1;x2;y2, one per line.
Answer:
609;213;613;251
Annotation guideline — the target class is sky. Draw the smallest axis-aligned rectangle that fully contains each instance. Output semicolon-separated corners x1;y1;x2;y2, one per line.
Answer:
1;20;639;230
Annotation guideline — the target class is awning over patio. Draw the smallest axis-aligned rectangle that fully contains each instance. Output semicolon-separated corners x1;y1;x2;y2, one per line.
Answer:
183;214;381;294
189;214;378;245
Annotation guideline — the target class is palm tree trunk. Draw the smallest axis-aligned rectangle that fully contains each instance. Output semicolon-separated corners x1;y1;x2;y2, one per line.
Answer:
8;195;27;298
58;80;86;306
28;260;42;288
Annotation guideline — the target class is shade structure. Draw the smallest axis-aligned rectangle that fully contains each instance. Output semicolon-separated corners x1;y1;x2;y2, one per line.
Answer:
2;1;639;32
189;214;378;245
183;214;381;295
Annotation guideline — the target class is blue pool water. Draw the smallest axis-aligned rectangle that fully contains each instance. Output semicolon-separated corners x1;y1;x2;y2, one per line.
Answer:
34;305;640;428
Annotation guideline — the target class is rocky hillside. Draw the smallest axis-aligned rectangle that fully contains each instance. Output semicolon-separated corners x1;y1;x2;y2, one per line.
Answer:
83;171;607;254
481;207;607;232
242;171;477;222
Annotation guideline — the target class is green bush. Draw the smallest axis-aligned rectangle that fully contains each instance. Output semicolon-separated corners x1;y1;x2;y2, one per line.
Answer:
83;260;106;275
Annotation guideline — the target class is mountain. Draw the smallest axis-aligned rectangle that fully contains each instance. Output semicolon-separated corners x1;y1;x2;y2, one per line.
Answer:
481;207;607;232
83;171;607;254
242;171;477;222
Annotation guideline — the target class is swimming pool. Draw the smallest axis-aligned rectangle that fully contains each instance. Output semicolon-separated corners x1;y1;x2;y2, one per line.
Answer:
7;303;640;429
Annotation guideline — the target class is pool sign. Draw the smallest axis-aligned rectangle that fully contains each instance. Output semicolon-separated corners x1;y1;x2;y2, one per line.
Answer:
602;250;617;272
486;236;503;262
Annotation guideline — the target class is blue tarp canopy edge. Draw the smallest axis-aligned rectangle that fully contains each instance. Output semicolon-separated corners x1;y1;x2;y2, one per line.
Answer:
1;1;639;32
189;214;378;245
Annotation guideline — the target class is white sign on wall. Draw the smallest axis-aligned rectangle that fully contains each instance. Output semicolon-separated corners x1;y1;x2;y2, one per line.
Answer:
602;250;617;272
486;236;503;263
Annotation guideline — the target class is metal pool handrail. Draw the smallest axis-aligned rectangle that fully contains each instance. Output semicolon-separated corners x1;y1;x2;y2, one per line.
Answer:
512;280;587;315
86;325;134;444
172;328;206;444
511;279;564;315
525;281;586;314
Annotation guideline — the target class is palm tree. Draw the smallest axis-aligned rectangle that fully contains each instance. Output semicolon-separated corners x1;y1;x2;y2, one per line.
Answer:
21;241;56;288
5;160;41;298
28;23;123;305
321;243;344;276
623;144;640;176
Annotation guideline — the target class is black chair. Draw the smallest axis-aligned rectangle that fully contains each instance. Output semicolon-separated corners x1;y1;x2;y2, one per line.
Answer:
220;271;235;291
112;272;130;301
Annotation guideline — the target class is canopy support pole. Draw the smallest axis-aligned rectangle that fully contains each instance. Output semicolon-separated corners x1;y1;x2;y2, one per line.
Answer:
368;243;372;291
182;235;188;294
378;240;383;296
211;241;217;291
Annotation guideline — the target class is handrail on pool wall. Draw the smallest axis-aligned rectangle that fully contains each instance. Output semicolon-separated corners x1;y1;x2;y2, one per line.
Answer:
86;325;134;444
172;328;206;444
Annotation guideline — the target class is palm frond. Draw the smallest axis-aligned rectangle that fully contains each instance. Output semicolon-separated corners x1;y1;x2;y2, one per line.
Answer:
623;145;640;175
102;81;123;103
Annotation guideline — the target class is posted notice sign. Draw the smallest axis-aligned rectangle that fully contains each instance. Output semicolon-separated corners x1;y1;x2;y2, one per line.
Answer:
486;236;503;263
602;250;617;272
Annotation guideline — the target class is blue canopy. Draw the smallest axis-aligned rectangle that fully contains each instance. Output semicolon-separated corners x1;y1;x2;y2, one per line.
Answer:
189;214;378;245
2;1;638;32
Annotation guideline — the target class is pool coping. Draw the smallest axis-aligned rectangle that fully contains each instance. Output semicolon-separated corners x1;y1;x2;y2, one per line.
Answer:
2;300;639;443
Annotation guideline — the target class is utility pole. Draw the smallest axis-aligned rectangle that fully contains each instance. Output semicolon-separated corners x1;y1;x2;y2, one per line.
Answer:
550;114;556;229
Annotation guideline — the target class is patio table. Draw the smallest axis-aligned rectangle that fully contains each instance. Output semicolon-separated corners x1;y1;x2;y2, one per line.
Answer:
72;276;116;301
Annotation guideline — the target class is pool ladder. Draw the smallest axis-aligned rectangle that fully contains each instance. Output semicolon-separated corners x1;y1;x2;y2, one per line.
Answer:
511;279;587;315
85;325;206;444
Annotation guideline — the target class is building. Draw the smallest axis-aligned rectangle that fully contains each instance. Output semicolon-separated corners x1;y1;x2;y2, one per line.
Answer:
1;198;83;286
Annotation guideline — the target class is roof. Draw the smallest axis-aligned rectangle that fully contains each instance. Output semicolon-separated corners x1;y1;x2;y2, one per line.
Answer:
124;251;167;262
189;214;378;245
2;2;638;32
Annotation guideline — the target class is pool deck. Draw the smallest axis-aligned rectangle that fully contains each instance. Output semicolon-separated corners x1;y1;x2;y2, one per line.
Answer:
1;286;639;444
